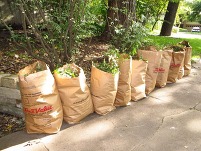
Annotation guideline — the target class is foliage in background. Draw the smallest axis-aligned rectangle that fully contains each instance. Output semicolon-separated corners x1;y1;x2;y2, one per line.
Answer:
105;0;136;38
176;1;192;24
136;0;198;32
112;21;148;56
105;0;148;56
1;0;107;71
84;0;107;36
136;0;168;30
188;0;201;23
1;0;200;71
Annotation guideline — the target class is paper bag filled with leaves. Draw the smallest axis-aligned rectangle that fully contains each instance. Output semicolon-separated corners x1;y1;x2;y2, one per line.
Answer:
167;51;185;83
91;57;119;115
18;61;63;134
178;40;192;76
156;50;172;87
54;64;94;124
138;50;162;94
177;56;185;80
184;46;192;76
131;60;148;101
114;54;132;106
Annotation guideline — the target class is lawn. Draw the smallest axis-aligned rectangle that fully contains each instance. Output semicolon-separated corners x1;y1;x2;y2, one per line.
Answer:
147;35;201;58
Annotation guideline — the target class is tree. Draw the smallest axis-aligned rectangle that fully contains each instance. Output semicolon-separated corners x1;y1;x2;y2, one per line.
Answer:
136;0;169;30
188;1;201;23
1;0;94;71
176;1;192;25
160;1;180;36
103;0;148;55
104;0;136;40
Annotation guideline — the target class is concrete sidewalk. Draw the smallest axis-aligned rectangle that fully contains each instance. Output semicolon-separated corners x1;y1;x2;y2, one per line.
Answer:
171;32;201;39
1;61;201;151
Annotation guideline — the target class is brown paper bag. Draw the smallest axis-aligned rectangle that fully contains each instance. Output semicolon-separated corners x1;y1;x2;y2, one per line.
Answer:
156;50;172;87
177;54;185;79
184;46;192;76
54;64;94;124
114;54;132;106
138;50;162;94
90;66;119;115
168;51;185;83
18;61;63;134
131;60;148;101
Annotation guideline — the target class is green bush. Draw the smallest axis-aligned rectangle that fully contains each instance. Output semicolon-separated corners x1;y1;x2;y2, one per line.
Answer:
112;22;148;56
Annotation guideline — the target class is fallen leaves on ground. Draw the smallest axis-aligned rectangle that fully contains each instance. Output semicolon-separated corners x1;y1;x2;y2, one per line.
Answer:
0;113;25;138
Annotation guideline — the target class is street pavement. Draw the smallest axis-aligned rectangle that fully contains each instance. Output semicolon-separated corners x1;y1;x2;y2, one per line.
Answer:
171;32;201;39
1;61;201;151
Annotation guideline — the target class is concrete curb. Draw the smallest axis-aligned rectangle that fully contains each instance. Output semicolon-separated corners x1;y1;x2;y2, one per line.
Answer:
0;74;23;117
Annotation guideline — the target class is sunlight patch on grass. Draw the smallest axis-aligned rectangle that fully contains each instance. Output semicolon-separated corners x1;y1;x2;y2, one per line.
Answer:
192;55;200;59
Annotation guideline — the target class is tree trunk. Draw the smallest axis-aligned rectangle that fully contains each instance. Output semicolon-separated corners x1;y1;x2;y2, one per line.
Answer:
103;0;116;40
160;1;179;36
103;0;136;40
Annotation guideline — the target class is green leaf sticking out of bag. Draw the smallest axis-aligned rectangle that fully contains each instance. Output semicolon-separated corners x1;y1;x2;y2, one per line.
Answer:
55;64;79;78
94;56;119;75
170;45;184;52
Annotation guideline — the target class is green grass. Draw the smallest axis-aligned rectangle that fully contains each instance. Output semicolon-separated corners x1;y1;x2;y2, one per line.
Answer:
179;28;188;32
147;35;201;58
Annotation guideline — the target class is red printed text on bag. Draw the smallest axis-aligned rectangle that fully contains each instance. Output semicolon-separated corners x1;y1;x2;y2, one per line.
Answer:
154;68;165;73
170;64;181;68
24;105;53;114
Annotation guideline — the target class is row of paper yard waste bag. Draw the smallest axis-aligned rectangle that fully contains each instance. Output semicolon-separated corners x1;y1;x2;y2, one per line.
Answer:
18;41;192;134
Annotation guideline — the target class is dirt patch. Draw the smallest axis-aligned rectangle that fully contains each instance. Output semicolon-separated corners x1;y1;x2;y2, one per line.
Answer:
0;36;109;77
0;36;36;74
